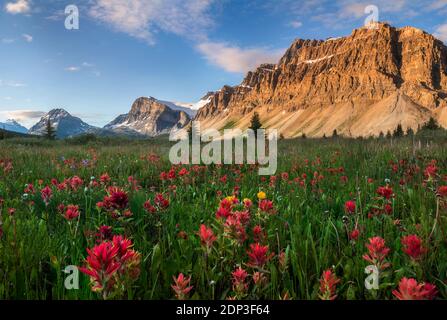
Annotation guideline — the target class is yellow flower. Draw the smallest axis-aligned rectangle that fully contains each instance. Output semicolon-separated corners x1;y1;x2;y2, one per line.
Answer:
225;195;236;202
257;191;266;200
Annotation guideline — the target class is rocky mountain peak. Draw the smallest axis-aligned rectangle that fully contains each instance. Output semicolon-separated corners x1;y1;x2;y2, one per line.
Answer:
28;108;97;138
104;97;190;136
195;22;447;137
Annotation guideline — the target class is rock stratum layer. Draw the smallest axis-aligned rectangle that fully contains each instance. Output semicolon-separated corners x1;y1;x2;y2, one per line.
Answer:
196;23;447;137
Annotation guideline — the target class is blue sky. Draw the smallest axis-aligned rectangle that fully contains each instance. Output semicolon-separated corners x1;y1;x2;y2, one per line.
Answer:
1;0;447;128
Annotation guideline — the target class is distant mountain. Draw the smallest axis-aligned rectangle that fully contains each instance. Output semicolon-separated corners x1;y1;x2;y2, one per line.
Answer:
28;109;98;138
0;119;28;134
159;92;214;118
104;97;190;136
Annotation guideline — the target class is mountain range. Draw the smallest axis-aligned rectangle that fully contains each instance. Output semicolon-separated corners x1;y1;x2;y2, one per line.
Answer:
0;119;28;134
196;23;447;137
4;23;447;139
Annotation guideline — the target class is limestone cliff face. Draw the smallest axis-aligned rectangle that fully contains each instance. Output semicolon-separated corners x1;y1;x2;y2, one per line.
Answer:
195;23;447;137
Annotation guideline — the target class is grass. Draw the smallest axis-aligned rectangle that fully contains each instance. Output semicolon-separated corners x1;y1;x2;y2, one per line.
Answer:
0;133;446;300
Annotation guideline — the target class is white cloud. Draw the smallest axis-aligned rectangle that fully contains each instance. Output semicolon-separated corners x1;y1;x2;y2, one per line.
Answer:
428;0;447;10
65;66;80;72
197;42;285;73
0;110;45;128
289;20;303;28
0;80;26;87
22;34;33;42
2;38;15;44
5;0;30;15
82;62;94;67
434;23;447;42
88;0;215;44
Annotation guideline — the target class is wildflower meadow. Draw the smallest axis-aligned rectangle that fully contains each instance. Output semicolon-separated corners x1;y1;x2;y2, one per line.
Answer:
0;135;446;300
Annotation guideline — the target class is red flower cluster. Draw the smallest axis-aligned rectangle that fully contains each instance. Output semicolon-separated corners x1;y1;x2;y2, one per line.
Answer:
79;235;141;298
401;235;427;260
319;269;340;300
154;193;170;209
99;187;129;211
392;278;437;300
376;186;394;199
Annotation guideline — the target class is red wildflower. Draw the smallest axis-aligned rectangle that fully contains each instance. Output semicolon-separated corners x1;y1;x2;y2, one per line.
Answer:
362;236;390;269
349;229;360;241
253;225;265;243
392;278;437;300
216;206;231;219
178;167;189;177
24;183;35;194
41;186;52;205
424;161;438;180
344;200;356;214
70;176;83;191
224;216;247;244
79;241;121;294
154;193;169;209
243;198;253;208
8;208;15;216
103;187;128;210
100;173;111;184
198;224;217;249
79;236;141;297
247;243;274;268
96;225;113;242
64;205;80;221
376;186;394;199
259;199;274;213
112;235;141;279
232;267;248;293
171;273;193;300
401;235;427;260
437;186;447;198
143;200;156;214
319;269;340;300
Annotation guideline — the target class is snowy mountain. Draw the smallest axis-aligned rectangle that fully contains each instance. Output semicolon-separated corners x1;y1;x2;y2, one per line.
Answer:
28;109;99;138
159;92;214;118
0;119;28;134
104;97;190;136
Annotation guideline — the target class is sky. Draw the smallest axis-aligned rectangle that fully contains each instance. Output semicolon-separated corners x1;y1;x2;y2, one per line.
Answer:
1;0;447;128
